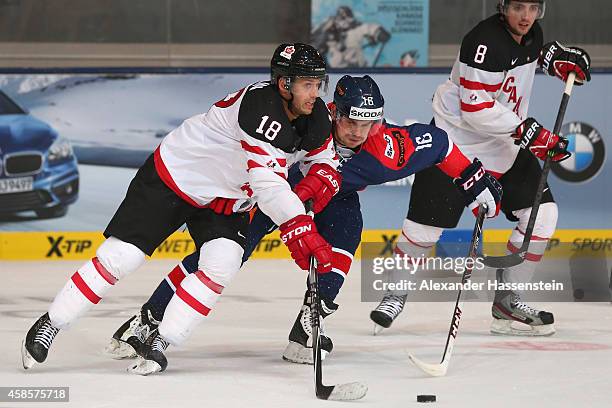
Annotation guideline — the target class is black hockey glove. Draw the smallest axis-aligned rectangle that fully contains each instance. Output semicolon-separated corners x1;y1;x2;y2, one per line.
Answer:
454;159;503;218
539;41;591;85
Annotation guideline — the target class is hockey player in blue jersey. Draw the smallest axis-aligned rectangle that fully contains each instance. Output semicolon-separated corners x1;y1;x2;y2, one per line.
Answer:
106;75;503;366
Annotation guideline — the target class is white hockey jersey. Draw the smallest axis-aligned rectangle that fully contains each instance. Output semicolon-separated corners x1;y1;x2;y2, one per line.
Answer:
154;81;336;226
432;14;543;174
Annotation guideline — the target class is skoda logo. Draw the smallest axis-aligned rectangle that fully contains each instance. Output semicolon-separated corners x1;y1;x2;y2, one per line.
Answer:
551;122;605;183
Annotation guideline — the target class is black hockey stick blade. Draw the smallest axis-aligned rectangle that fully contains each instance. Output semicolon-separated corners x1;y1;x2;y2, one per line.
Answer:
481;252;524;268
309;257;368;400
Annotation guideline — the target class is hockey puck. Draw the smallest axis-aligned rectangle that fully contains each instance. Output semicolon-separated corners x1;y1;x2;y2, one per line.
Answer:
417;395;436;403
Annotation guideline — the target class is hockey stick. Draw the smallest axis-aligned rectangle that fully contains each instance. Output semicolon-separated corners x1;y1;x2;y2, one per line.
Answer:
372;40;387;67
481;72;577;269
305;200;368;400
408;204;486;377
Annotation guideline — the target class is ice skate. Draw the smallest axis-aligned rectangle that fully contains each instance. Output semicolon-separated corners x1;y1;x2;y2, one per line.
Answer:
370;293;407;335
282;291;337;364
491;290;555;336
105;305;160;359
22;312;60;369
127;329;170;375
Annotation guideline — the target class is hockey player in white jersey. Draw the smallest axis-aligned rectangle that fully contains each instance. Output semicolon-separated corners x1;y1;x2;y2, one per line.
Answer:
21;43;342;374
370;0;591;336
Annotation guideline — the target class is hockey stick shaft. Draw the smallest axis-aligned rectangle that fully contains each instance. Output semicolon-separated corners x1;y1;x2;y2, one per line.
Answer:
304;200;325;394
439;205;486;360
409;205;486;376
481;72;576;268
372;41;387;67
517;71;576;253
305;200;367;400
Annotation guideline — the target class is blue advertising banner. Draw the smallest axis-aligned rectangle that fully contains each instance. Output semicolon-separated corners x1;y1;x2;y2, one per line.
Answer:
311;0;429;67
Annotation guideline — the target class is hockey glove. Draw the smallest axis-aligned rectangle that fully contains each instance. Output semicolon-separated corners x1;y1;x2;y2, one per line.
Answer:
454;159;502;218
294;163;341;214
207;197;237;215
512;118;571;162
539;41;591;85
279;214;332;273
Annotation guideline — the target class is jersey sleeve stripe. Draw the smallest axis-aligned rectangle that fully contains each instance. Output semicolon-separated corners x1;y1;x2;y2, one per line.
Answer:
277;158;287;167
460;100;495;112
460;77;502;92
241;140;270;155
305;134;333;157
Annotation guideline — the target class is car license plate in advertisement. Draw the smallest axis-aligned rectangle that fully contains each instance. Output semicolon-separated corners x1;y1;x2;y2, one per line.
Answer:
0;177;34;194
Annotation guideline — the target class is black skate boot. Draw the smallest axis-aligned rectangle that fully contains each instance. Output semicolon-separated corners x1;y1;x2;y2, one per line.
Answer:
105;305;160;359
22;312;60;369
491;290;555;336
282;290;338;364
370;293;407;335
127;329;170;375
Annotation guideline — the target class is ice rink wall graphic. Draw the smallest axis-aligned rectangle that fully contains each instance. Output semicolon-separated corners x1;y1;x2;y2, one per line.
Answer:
0;69;610;260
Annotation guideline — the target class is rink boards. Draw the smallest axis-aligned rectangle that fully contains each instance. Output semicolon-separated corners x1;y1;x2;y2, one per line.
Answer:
1;229;610;260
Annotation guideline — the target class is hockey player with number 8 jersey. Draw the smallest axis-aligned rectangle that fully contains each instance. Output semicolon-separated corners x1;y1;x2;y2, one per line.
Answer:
372;0;592;336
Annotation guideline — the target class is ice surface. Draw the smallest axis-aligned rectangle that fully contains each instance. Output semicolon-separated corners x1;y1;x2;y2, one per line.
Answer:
1;259;611;407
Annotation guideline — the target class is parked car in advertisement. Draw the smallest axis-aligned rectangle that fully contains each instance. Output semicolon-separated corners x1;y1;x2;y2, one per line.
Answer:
0;90;79;218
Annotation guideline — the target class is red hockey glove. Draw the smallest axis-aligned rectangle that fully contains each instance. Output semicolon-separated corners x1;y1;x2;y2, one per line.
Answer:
539;41;591;85
454;159;502;218
294;163;341;214
279;214;332;273
512;118;571;162
207;197;237;215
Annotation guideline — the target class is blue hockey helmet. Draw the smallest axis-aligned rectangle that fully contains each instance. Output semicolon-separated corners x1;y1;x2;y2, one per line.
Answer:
333;75;384;121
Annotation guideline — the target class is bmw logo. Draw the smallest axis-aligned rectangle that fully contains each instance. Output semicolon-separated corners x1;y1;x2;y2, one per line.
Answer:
551;122;605;183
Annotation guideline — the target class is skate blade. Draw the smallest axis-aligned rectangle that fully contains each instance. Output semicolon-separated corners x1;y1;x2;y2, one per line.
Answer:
490;319;556;337
127;357;162;376
373;324;385;336
21;340;36;370
104;338;137;360
281;341;328;365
